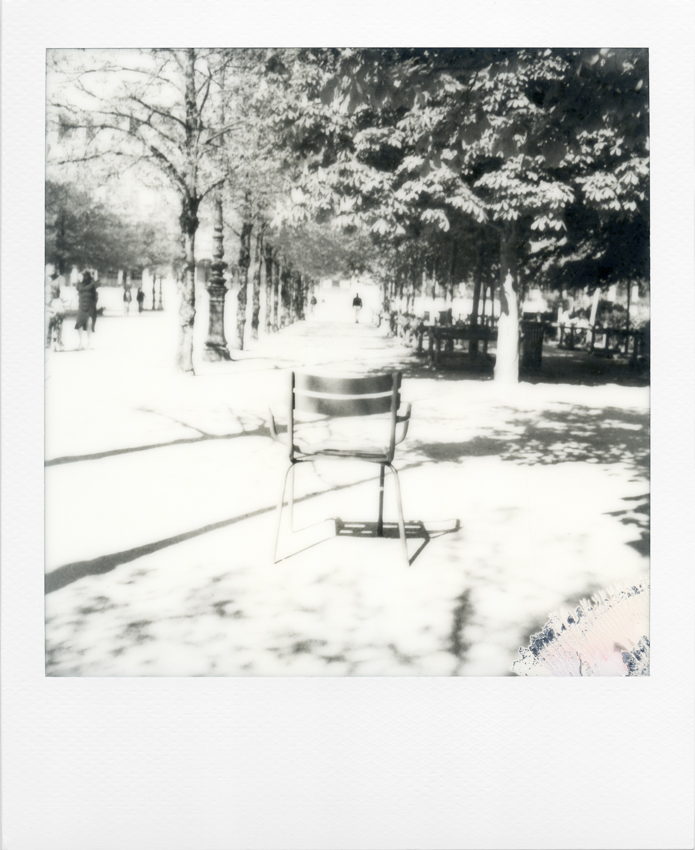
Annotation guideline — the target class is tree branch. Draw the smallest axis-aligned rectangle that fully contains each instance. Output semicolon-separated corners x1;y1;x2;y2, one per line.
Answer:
146;143;188;194
128;95;187;130
199;177;227;202
201;121;246;146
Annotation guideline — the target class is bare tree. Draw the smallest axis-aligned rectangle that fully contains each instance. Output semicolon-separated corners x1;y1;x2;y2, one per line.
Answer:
47;48;240;372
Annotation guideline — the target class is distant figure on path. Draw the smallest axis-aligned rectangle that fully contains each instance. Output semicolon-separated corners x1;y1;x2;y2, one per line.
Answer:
136;287;145;313
75;270;98;349
310;295;317;315
123;286;132;315
352;293;363;323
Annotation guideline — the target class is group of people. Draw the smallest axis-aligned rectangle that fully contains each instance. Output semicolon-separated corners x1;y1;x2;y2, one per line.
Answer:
306;291;364;323
45;269;147;352
45;269;99;351
123;286;145;315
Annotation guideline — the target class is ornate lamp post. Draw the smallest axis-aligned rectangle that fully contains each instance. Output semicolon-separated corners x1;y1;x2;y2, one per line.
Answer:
203;193;231;361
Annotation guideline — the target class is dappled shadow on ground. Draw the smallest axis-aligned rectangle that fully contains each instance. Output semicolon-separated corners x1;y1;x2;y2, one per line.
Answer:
389;346;649;387
47;397;649;594
45;318;651;676
410;403;649;475
607;492;650;556
523;347;649;387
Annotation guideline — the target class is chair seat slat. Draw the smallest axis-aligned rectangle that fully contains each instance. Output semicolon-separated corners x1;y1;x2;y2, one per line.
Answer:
296;394;394;417
295;389;393;400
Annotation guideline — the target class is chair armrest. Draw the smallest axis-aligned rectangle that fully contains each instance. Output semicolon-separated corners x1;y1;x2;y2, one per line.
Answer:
395;402;412;444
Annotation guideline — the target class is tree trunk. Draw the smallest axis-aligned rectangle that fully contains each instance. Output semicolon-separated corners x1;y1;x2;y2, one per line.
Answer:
293;272;299;321
56;209;67;276
281;265;292;326
294;272;304;320
235;220;252;349
263;241;273;335
177;194;199;373
291;271;298;321
626;280;631;335
494;224;520;384
469;244;483;353
406;266;416;314
449;239;458;305
272;259;280;332
471;244;482;324
290;270;298;322
176;49;201;374
251;228;263;340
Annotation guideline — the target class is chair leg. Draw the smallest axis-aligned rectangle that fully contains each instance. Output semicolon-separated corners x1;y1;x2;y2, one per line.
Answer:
288;463;296;532
377;464;386;537
273;462;294;563
387;464;409;566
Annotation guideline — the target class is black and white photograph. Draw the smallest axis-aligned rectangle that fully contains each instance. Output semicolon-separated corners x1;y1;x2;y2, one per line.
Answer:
44;47;651;677
2;3;694;848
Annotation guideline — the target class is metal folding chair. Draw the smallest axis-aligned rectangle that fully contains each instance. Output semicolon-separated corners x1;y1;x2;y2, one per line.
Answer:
269;372;412;564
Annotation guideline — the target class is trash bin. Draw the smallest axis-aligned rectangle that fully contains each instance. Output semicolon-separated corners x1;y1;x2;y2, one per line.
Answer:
521;321;545;370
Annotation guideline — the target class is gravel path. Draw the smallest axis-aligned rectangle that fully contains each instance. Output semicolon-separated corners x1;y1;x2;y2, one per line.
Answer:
44;310;649;676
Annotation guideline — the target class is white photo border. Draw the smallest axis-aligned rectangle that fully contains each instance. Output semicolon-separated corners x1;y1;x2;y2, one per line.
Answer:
2;2;694;848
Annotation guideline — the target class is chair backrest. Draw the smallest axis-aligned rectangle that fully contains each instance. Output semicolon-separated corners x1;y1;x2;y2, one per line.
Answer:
294;372;400;416
289;372;402;459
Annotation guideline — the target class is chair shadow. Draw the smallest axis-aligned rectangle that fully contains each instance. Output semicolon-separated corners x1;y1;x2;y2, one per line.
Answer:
283;517;460;565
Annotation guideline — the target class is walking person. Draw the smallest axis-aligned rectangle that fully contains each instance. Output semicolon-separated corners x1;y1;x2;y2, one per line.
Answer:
136;287;145;313
123;286;132;315
75;270;98;350
352;292;363;323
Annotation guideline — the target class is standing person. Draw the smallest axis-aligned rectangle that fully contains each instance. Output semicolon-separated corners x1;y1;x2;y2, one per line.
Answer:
352;292;363;323
310;294;317;316
45;269;56;348
136;287;145;313
123;286;132;315
75;270;98;350
47;274;67;351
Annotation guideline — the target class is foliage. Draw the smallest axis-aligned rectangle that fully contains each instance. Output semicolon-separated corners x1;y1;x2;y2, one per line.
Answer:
268;47;649;381
45;180;176;274
273;47;649;290
46;47;649;380
271;220;377;281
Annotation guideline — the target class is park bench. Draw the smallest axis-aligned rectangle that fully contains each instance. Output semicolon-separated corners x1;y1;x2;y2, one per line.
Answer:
589;326;646;363
417;323;498;368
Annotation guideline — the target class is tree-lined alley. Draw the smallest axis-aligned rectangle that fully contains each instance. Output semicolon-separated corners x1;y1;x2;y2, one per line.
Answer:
46;48;649;382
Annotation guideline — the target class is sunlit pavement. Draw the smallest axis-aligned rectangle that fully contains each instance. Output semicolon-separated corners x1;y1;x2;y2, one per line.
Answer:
45;309;650;676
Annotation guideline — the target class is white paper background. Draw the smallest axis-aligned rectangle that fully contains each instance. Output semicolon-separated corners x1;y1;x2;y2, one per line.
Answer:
2;2;694;848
